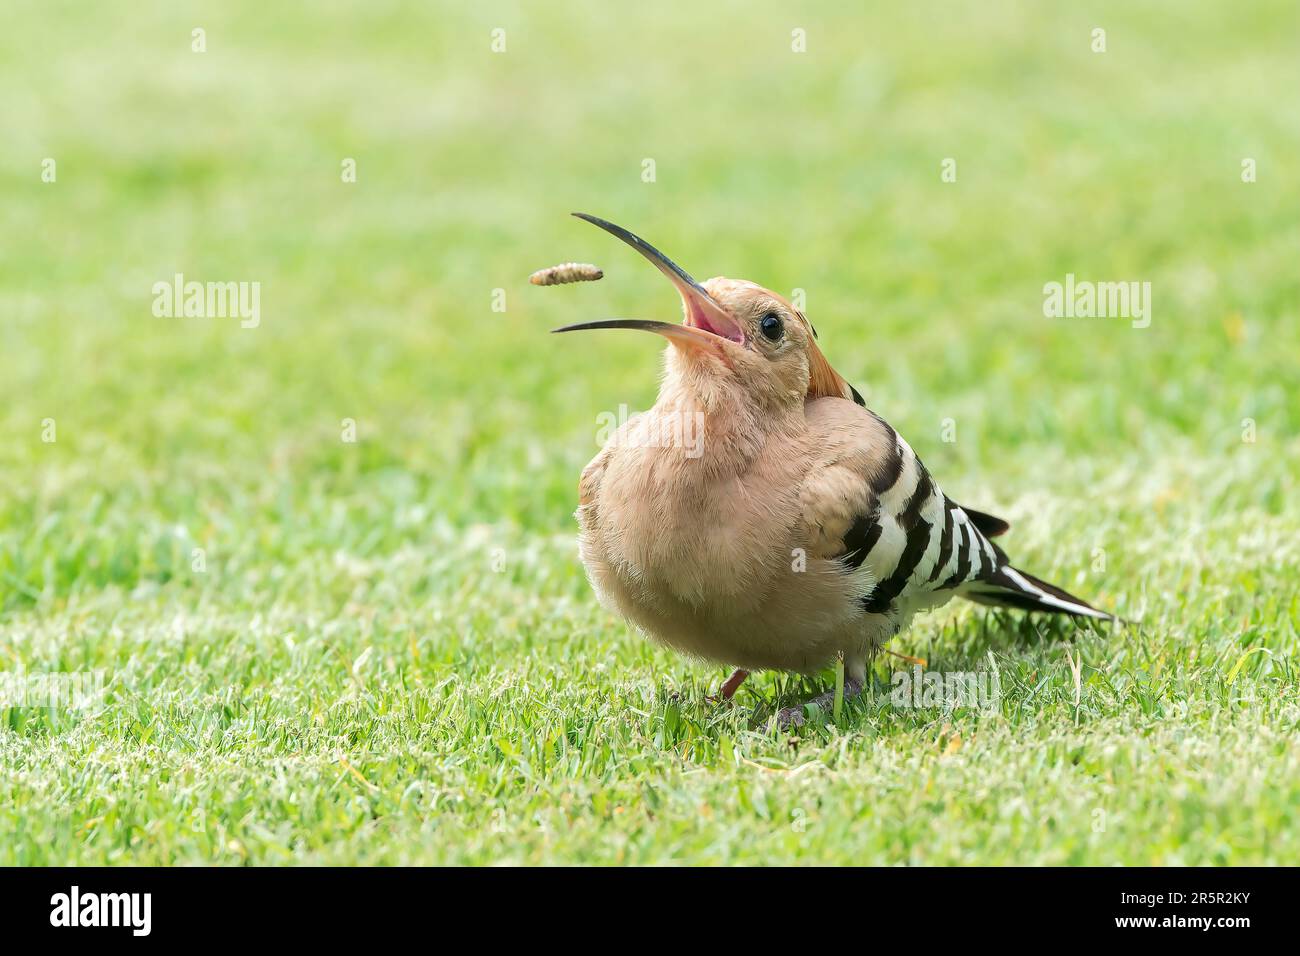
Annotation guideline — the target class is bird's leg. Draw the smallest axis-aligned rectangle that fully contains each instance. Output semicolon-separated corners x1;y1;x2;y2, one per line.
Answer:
777;677;864;729
709;668;750;703
720;668;749;700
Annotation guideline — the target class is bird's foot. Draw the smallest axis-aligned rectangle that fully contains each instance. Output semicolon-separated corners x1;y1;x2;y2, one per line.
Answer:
707;668;750;704
777;677;863;729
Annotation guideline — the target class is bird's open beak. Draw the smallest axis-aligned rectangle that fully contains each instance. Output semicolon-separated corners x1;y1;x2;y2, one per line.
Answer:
551;213;746;351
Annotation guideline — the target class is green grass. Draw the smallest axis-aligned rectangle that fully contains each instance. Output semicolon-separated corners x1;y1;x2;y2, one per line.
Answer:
1;0;1297;865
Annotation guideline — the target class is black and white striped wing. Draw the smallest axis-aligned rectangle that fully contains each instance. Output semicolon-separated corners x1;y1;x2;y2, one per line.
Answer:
835;414;1110;621
837;421;993;612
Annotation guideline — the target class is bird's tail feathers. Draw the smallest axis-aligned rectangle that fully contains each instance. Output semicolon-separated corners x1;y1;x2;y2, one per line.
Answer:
963;567;1114;622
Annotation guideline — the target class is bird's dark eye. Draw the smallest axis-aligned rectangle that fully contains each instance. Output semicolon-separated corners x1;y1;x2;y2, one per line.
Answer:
760;312;784;341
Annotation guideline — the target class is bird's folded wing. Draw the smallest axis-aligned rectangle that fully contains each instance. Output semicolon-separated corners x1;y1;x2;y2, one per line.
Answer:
798;399;1005;616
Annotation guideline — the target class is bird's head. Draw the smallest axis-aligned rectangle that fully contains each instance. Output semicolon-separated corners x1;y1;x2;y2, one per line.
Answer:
553;213;857;412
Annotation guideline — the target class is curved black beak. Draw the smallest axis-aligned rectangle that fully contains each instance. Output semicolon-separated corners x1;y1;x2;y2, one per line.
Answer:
560;213;746;345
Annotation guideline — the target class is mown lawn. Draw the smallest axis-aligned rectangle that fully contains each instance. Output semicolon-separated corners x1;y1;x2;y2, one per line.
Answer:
1;0;1297;864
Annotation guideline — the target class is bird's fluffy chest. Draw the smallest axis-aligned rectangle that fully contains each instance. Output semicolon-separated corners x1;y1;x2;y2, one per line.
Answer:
574;407;872;673
580;411;803;611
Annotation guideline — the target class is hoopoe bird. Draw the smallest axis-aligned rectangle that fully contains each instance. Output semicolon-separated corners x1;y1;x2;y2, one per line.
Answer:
555;213;1114;726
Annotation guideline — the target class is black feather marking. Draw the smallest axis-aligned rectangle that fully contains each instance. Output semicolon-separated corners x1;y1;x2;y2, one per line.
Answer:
860;473;936;614
927;500;956;583
839;510;882;570
870;430;904;494
901;470;933;529
961;505;1011;538
963;567;1113;621
862;517;932;614
968;537;985;579
848;384;866;407
1012;569;1106;614
964;583;1110;620
939;523;973;590
963;590;1052;614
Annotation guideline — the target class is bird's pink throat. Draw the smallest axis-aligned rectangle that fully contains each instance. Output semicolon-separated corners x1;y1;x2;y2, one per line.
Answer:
684;300;745;344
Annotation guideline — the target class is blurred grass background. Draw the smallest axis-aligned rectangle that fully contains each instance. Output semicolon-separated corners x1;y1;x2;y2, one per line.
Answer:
0;0;1297;864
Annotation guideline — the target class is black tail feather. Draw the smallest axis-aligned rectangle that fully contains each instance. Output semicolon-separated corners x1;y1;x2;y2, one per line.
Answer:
959;505;1011;539
963;567;1114;621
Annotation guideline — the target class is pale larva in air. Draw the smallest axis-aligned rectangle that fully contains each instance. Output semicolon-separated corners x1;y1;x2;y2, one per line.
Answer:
529;262;604;286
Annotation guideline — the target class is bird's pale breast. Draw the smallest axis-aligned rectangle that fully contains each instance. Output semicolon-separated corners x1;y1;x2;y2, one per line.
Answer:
575;405;890;674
